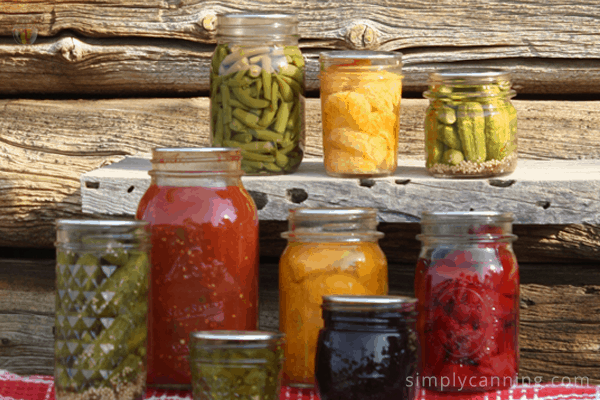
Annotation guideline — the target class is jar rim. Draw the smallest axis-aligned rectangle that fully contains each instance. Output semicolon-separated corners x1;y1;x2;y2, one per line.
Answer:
189;330;284;343
218;13;298;26
420;211;514;222
429;67;510;82
288;207;378;220
322;295;417;307
56;219;147;229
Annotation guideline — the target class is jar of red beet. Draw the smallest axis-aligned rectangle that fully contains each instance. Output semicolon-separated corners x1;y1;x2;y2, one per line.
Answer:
415;212;519;392
136;148;259;388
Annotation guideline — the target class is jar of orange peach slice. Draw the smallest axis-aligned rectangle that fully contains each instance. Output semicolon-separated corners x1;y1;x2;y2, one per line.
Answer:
319;51;403;177
279;208;389;388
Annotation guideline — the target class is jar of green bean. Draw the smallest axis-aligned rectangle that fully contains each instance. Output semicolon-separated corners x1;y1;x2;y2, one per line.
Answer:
211;13;305;175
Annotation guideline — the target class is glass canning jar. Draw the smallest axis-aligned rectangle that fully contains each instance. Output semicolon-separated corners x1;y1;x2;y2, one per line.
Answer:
136;148;259;388
189;331;285;400
279;208;389;388
315;295;419;400
210;13;305;175
319;51;403;178
54;219;150;400
415;212;519;392
423;69;517;178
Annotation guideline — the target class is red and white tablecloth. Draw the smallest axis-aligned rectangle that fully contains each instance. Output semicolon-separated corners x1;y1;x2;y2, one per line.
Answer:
1;370;599;400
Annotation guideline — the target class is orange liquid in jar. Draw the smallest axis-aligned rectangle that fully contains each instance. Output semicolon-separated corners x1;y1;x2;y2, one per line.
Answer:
279;241;388;386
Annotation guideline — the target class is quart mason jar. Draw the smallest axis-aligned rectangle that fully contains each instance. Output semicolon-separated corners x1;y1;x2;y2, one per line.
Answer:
315;296;419;400
136;148;259;388
319;51;403;178
210;13;305;175
423;69;517;178
415;212;519;392
279;208;389;388
189;331;285;400
54;219;150;400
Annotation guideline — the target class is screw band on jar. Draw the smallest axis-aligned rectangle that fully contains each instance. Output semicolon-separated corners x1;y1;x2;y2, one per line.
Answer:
423;68;518;178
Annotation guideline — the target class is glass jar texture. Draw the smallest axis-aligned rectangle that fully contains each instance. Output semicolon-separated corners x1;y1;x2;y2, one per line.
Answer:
279;208;389;387
423;68;517;178
189;331;285;400
319;51;403;178
315;295;418;400
415;212;519;392
136;148;259;388
54;219;150;400
210;13;305;176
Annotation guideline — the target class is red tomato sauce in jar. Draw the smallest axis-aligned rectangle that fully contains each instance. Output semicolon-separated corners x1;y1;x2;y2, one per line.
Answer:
137;159;259;387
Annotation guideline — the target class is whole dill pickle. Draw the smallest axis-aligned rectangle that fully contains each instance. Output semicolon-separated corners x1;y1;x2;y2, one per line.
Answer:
483;99;511;160
457;102;486;163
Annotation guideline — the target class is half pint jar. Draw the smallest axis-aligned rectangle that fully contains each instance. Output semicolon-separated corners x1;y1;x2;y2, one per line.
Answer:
136;148;259;388
279;208;389;387
54;219;150;400
424;69;517;178
189;331;285;400
415;212;519;392
315;295;418;400
320;51;403;177
210;13;305;175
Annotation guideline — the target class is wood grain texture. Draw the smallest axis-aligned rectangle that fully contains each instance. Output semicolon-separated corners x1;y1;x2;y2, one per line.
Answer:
2;35;600;95
1;96;600;247
2;257;598;383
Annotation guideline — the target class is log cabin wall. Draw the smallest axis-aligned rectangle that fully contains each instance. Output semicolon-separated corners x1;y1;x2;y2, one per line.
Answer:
1;0;599;383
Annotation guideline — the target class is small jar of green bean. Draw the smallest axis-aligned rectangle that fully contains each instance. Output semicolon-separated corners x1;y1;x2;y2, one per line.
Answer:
189;331;285;400
211;13;305;175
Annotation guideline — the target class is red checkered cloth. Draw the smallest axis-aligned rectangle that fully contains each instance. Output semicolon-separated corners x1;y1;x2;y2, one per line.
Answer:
1;371;598;400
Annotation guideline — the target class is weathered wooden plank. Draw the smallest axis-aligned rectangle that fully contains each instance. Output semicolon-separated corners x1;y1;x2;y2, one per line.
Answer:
3;35;600;95
81;157;600;226
1;96;600;248
2;0;600;58
2;257;598;383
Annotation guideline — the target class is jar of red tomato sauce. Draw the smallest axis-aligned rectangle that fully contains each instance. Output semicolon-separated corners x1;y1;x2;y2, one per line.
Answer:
415;211;519;392
136;148;259;388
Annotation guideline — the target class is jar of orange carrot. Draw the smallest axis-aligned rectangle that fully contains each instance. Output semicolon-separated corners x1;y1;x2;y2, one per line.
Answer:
279;208;389;388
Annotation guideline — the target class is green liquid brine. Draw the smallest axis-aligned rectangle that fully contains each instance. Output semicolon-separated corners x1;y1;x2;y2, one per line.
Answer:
210;14;305;175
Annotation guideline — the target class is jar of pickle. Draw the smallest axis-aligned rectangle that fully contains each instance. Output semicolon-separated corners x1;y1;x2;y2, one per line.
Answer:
279;208;389;387
136;148;259;388
319;51;403;178
424;69;517;178
189;331;285;400
415;212;519;392
210;13;305;175
54;219;150;400
315;295;419;400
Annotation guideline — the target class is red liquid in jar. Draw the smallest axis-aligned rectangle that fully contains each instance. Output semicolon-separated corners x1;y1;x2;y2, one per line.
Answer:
415;242;519;392
137;184;259;386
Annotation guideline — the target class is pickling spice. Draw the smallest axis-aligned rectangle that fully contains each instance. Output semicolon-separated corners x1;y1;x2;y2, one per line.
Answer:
136;148;259;388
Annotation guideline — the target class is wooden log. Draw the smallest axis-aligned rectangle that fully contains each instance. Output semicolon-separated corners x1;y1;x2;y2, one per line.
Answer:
2;35;600;95
2;257;598;383
2;96;600;248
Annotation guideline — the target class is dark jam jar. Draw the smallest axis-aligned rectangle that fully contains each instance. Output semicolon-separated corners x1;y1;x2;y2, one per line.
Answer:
415;211;519;392
315;295;418;400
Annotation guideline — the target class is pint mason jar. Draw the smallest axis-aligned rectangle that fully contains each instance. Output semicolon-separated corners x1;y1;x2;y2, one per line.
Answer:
54;219;150;400
189;331;285;400
279;208;389;387
210;13;305;175
423;69;517;178
319;51;403;178
136;148;259;388
415;212;519;392
315;295;419;400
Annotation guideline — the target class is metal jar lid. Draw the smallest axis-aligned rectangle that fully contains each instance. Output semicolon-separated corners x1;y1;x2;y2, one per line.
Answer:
322;295;417;313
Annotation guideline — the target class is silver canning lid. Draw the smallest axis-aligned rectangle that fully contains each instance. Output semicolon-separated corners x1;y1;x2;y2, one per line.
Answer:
428;68;510;85
190;330;284;343
322;295;417;311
